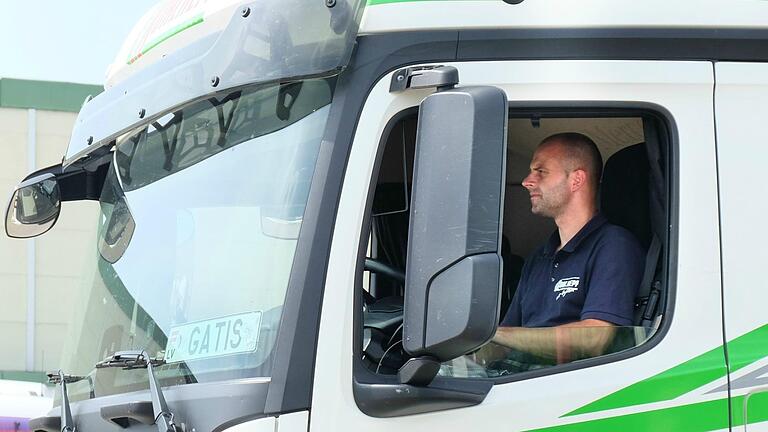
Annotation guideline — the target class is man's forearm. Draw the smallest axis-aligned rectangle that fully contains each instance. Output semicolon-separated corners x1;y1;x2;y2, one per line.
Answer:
492;319;617;362
493;326;559;362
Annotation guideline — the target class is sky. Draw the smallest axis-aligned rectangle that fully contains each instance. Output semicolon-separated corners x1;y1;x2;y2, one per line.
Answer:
0;1;162;85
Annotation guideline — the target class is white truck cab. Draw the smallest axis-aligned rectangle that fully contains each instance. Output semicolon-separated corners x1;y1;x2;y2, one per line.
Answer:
6;0;768;430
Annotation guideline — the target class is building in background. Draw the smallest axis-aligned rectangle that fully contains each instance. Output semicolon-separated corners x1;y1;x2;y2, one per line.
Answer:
0;78;102;384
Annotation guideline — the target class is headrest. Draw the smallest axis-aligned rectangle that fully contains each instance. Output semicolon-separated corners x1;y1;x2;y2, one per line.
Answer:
600;143;651;248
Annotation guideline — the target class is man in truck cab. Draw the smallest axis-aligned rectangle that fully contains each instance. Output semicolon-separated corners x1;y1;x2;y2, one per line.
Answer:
492;133;644;364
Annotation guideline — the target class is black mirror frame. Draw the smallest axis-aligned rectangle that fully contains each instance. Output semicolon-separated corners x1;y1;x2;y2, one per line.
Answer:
402;85;508;367
5;173;62;239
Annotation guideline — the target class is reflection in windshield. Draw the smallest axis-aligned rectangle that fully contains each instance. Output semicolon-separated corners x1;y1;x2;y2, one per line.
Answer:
59;78;334;401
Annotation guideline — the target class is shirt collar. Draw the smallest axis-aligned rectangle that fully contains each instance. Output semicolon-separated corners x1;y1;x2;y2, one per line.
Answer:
543;213;608;256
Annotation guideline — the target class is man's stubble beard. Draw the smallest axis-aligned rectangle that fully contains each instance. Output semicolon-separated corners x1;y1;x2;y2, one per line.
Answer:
530;178;570;219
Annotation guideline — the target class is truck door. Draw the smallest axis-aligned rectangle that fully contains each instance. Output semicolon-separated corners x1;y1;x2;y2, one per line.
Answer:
715;62;768;431
313;59;726;431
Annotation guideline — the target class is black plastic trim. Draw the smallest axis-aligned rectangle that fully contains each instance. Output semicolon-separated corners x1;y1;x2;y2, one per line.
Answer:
100;401;154;427
353;364;493;418
20;162;108;202
28;415;60;432
457;28;768;62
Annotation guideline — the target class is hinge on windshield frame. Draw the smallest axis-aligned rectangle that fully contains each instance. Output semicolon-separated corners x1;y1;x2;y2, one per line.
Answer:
389;65;459;93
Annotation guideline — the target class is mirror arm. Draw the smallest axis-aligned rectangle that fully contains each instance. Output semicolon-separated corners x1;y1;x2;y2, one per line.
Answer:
27;161;110;202
59;164;109;201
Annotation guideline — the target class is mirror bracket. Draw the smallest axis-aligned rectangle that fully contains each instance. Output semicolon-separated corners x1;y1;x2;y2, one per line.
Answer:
398;356;441;386
389;65;459;93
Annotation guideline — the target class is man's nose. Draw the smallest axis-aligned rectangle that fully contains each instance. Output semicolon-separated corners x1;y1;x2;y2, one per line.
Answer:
522;173;535;190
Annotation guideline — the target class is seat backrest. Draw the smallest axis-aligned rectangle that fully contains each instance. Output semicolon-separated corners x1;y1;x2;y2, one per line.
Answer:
600;143;661;325
499;236;524;323
600;143;651;249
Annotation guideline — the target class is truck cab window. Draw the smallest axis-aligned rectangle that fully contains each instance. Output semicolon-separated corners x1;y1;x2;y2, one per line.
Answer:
360;109;669;380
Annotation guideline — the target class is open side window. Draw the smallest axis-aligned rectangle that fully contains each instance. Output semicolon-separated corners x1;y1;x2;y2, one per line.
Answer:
355;106;673;400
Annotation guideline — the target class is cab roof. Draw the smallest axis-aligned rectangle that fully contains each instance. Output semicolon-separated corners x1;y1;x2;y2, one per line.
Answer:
359;0;768;34
107;0;768;88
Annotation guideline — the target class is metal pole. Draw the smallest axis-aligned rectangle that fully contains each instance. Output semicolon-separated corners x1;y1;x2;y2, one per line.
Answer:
26;108;36;372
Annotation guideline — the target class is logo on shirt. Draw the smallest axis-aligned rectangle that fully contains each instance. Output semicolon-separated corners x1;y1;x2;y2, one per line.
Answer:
554;277;580;300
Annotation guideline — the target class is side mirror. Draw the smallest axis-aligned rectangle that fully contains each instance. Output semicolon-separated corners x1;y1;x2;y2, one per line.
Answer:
401;85;508;384
5;173;62;238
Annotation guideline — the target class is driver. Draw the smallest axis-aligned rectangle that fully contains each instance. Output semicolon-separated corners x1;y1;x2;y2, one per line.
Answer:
492;132;644;362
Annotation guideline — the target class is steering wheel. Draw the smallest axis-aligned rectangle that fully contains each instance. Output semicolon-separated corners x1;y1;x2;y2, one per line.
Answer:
363;258;405;284
361;258;408;373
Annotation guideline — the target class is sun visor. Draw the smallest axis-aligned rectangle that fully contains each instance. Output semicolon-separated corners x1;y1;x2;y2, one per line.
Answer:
65;0;364;166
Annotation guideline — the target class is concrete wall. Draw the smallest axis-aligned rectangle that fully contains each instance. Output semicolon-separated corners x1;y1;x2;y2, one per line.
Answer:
0;108;29;372
0;79;102;379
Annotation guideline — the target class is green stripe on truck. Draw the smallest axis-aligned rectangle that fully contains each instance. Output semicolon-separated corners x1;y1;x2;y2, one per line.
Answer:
566;323;768;417
565;344;727;416
529;398;731;432
127;14;204;65
529;392;768;431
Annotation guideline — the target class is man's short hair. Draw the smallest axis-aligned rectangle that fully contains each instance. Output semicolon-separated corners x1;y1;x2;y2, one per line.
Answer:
540;132;603;188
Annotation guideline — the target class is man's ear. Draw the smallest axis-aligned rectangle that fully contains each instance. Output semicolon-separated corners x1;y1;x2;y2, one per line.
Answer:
570;169;587;192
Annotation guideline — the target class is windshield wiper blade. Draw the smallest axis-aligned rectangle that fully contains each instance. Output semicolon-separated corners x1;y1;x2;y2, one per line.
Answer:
47;370;84;432
96;350;183;432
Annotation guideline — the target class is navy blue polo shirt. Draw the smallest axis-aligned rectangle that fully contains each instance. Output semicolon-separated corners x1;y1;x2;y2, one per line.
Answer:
501;214;644;327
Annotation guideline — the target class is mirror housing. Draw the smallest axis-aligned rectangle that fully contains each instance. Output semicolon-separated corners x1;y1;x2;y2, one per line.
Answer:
402;85;508;375
4;158;111;239
5;173;62;238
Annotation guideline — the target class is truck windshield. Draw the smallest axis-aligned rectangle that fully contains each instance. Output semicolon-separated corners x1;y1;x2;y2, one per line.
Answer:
59;77;334;400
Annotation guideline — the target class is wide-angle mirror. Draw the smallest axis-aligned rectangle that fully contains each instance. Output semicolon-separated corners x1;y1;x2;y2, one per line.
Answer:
5;173;61;238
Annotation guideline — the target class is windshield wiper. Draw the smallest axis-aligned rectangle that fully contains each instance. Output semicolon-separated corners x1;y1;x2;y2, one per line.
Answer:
47;371;85;432
96;350;183;432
